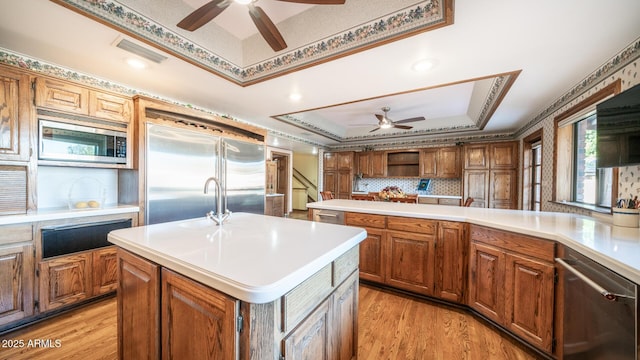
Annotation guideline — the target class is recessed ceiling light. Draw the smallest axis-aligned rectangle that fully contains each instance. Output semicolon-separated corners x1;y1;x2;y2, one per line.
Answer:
126;58;147;69
289;93;302;101
412;59;434;73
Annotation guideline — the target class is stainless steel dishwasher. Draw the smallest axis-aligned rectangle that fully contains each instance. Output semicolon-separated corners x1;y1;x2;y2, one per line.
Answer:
556;246;637;360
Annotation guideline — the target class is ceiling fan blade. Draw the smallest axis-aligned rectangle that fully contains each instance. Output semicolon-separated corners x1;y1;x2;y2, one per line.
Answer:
177;0;230;31
275;0;346;4
249;5;287;52
369;127;381;133
394;116;426;124
375;114;385;121
393;124;413;130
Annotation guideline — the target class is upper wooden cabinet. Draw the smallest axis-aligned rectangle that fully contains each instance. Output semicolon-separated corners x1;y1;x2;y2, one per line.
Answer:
324;152;338;171
356;151;386;177
35;77;132;123
463;141;519;209
337;151;354;170
420;147;461;178
490;142;519;169
464;144;490;169
0;66;31;162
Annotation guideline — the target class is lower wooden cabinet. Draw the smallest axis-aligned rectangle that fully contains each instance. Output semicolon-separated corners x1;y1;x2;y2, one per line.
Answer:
385;228;436;296
93;247;118;295
347;212;467;302
265;195;285;217
283;298;331;359
117;248;160;360
39;246;120;312
117;247;359;360
345;213;386;283
435;221;468;303
39;253;92;312
468;225;555;353
0;242;34;326
162;268;237;360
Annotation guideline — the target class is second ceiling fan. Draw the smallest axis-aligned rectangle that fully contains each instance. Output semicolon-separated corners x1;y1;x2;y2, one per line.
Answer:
369;107;426;132
177;0;346;52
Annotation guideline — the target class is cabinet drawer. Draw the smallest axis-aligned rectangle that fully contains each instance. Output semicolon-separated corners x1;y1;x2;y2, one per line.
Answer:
345;212;385;229
0;223;32;245
333;245;358;287
470;225;555;262
418;197;438;205
438;198;461;206
387;216;436;235
282;264;332;332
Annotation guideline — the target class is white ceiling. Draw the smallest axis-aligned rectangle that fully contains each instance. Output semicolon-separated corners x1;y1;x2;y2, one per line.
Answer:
1;0;639;154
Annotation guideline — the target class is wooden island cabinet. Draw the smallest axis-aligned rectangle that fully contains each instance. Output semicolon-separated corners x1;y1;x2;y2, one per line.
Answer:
110;213;365;360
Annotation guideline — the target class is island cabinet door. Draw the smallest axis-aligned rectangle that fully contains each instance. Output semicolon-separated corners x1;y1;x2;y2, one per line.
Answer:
331;271;359;360
283;298;332;360
504;253;554;353
435;221;468;303
385;230;436;296
468;242;505;325
117;248;160;360
162;268;237;360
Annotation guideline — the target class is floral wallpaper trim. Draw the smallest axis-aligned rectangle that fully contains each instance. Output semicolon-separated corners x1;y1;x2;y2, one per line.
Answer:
52;0;450;85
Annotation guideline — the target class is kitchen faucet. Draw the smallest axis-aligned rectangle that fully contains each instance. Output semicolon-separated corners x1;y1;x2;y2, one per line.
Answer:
204;177;231;225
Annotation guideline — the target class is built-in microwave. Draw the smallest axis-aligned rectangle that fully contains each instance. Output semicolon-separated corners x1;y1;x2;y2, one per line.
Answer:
39;119;127;164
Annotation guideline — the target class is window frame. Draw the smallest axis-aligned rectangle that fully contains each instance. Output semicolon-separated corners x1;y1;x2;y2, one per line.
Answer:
553;79;621;213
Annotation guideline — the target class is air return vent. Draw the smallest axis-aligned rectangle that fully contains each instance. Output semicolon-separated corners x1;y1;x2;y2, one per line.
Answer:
115;38;167;64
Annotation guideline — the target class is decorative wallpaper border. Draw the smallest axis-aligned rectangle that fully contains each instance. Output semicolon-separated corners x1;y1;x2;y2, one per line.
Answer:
52;0;451;86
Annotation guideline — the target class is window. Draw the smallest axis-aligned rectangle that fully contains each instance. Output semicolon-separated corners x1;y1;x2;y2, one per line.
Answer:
572;114;613;207
553;80;620;211
523;129;542;211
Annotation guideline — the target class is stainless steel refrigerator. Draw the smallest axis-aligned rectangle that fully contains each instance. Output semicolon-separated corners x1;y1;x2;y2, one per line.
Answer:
145;123;265;225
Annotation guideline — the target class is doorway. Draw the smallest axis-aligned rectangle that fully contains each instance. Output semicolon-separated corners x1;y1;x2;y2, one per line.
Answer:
268;148;292;216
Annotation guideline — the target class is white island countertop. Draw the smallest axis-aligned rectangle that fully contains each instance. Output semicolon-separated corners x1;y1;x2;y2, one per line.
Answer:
308;200;640;284
108;212;366;303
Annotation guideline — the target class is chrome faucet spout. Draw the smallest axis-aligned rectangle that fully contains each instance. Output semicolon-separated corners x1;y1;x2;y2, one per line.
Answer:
204;176;231;225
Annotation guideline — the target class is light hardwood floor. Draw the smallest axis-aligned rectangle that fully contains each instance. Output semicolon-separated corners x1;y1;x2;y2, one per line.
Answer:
0;286;543;360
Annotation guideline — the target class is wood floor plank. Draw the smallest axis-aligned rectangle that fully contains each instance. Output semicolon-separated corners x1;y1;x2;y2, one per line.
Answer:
357;284;544;360
1;285;544;360
0;297;117;360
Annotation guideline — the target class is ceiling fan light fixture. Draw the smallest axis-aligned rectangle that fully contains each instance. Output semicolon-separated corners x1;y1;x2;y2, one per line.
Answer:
379;122;393;129
235;0;252;4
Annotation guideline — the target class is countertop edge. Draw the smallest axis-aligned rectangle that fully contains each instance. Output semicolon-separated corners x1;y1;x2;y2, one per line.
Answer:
0;205;141;225
109;227;367;304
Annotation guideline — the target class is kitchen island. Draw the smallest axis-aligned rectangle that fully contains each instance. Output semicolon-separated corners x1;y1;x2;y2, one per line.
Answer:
107;212;366;360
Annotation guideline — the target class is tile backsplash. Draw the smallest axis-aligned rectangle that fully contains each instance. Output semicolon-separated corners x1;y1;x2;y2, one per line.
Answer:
355;177;461;196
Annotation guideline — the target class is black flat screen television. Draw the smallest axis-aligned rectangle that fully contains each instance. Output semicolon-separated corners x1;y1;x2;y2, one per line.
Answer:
596;83;640;168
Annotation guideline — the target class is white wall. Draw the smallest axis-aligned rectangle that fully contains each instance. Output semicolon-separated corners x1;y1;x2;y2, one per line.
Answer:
37;166;119;209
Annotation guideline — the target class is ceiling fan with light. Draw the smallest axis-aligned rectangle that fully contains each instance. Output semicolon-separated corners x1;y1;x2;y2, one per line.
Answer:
368;107;426;132
177;0;346;52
